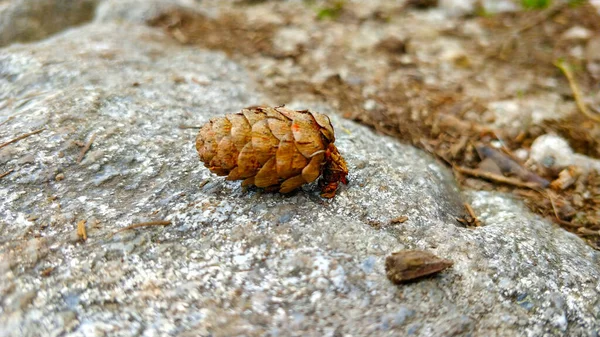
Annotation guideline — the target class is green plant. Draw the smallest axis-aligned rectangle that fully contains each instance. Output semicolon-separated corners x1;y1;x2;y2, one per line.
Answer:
316;1;345;20
521;0;552;9
567;0;586;7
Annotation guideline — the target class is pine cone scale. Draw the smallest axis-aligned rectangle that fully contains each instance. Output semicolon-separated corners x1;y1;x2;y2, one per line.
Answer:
301;153;324;182
251;120;279;165
267;118;290;140
210;136;238;172
242;108;265;125
313;114;335;141
254;157;279;187
211;118;231;143
196;106;348;198
279;174;306;193
227;113;252;151
275;135;307;179
290;113;324;158
236;142;260;178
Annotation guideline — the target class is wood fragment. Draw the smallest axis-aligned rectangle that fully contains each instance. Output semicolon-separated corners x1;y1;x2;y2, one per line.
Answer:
545;189;562;224
519;188;581;228
77;220;87;241
199;179;210;188
385;250;453;283
40;266;55;277
111;220;172;236
0;169;14;180
550;167;579;190
390;216;408;224
178;124;203;129
454;165;542;190
191;78;210;86
0;128;45;150
172;28;189;44
577;227;599;236
449;135;469;158
463;202;481;227
554;59;600;123
436;114;491;135
464;203;475;218
77;133;96;164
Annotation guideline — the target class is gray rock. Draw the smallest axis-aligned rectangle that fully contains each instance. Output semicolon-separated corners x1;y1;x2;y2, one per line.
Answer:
95;0;206;24
0;2;599;337
0;0;98;47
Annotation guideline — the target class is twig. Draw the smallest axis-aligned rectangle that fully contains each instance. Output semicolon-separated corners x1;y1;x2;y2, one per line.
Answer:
517;187;582;228
554;59;600;123
454;165;541;190
546;188;561;221
0;169;14;180
577;227;600;236
449;135;469;158
199;179;210;188
110;220;172;237
540;189;577;227
77;133;96;164
463;202;481;227
0;128;45;150
178;124;203;129
456;217;468;226
436;114;492;135
77;220;87;241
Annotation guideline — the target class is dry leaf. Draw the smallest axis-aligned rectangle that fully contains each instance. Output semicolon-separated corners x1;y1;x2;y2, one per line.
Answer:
385;250;453;283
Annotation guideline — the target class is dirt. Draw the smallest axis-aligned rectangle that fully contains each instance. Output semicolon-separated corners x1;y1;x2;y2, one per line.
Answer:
148;0;600;249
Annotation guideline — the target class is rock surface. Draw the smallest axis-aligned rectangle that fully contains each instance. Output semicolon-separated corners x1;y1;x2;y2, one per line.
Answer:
0;0;98;47
1;2;600;337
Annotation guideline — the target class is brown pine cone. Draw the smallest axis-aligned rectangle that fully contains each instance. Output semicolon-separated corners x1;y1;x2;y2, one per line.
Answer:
196;106;348;198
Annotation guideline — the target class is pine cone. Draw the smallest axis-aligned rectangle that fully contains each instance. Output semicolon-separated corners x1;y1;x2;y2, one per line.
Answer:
196;106;348;198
